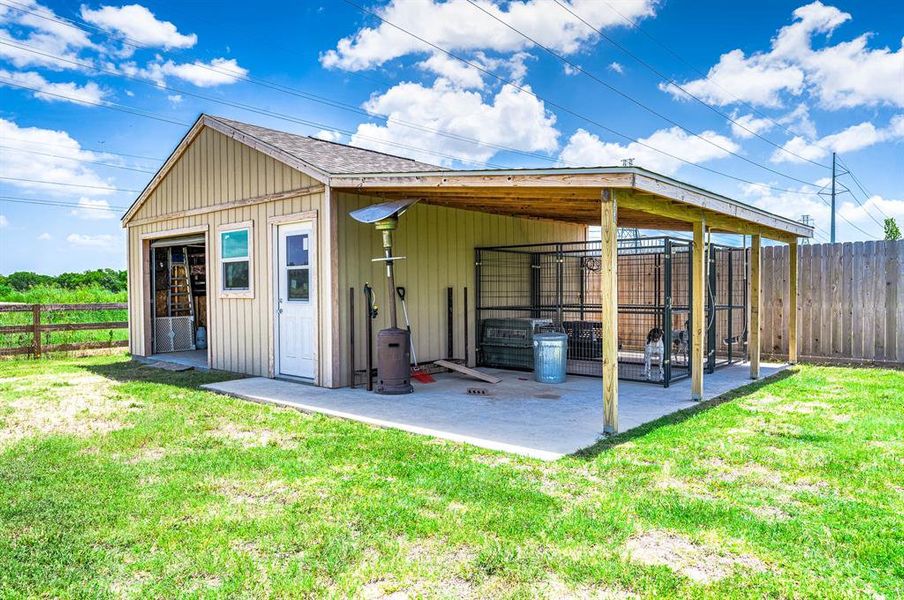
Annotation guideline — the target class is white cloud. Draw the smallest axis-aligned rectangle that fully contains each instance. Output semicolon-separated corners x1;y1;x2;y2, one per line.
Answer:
0;118;115;196
70;197;115;220
558;126;740;175
167;93;182;104
0;69;107;104
0;1;95;69
417;52;486;89
135;56;248;87
739;182;902;241
0;214;8;228
352;78;559;166
729;112;775;139
37;232;52;240
663;2;904;109
79;4;197;49
771;115;904;163
608;61;624;74
66;233;116;248
314;129;343;142
321;0;656;71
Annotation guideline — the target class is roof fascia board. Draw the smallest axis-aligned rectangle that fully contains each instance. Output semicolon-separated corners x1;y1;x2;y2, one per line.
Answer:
330;168;811;239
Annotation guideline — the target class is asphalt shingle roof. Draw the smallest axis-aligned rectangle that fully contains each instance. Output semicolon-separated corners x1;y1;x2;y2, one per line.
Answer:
210;116;444;175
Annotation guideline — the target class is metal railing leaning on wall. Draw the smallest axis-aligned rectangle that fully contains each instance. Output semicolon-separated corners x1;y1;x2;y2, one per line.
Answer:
760;240;904;364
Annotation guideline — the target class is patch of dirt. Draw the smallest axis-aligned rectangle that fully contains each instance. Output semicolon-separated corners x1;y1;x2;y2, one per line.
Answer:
0;373;129;447
704;458;829;499
108;570;151;597
210;477;301;512
543;575;638;599
624;530;766;584
206;422;297;449
749;505;791;522
123;446;170;464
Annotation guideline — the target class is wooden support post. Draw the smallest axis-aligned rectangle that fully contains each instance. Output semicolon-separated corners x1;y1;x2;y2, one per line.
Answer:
32;304;41;359
750;235;762;379
788;240;799;364
600;189;619;434
691;221;706;400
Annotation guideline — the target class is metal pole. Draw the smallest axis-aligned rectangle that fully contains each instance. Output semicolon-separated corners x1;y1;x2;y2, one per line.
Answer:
831;152;837;243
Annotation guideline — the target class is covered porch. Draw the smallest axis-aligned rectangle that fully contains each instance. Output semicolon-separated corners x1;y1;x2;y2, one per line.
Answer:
204;362;787;460
329;166;812;435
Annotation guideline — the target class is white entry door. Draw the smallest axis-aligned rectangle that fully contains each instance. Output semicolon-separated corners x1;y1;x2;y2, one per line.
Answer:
276;222;316;378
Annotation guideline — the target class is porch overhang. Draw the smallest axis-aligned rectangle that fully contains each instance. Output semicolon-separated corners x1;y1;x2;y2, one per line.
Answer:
330;166;812;243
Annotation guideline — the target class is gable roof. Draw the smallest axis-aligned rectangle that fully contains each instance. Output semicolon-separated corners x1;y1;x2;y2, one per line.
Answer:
122;113;443;224
211;116;442;175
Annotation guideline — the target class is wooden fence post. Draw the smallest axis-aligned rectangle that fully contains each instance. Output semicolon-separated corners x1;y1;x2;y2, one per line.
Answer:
32;304;41;359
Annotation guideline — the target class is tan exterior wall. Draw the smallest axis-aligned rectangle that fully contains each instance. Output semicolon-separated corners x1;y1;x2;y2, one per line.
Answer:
334;192;587;388
125;127;327;379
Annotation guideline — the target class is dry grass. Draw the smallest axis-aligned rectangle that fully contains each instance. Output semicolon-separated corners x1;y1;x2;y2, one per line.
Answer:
624;530;766;584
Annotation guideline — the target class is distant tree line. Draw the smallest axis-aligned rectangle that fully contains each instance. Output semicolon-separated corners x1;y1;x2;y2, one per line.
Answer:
0;269;127;295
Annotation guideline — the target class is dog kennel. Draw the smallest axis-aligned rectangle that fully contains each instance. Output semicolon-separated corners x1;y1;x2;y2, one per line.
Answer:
475;236;748;386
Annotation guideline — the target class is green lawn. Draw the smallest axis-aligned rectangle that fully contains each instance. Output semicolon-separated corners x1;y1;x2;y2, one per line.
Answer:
0;356;901;598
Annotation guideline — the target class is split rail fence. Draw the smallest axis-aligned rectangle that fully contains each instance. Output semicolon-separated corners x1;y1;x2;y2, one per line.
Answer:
0;303;129;358
760;240;904;365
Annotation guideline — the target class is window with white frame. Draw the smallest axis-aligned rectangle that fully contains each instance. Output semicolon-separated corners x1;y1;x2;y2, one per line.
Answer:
219;223;253;295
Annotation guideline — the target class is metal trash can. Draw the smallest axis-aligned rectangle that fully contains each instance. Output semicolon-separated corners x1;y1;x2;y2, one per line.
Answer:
533;332;568;384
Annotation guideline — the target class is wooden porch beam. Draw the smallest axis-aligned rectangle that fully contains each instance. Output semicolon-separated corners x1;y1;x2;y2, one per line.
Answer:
788;240;799;364
691;220;706;400
750;235;762;379
601;188;619;434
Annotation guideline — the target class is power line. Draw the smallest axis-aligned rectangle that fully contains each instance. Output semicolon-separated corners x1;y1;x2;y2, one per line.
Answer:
1;137;165;162
0;76;191;126
0;71;509;170
0;11;586;170
0;145;157;173
835;155;891;220
546;0;830;169
597;0;809;143
340;0;823;197
4;0;824;196
0;195;128;210
0;176;140;193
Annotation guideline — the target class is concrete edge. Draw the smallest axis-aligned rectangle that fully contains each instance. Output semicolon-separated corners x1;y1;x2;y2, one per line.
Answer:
201;383;566;461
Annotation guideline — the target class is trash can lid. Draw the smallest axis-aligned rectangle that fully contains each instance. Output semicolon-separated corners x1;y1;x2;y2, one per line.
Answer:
534;332;568;341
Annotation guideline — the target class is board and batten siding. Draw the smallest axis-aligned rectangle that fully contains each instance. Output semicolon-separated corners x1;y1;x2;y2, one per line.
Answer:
334;192;587;388
126;126;326;379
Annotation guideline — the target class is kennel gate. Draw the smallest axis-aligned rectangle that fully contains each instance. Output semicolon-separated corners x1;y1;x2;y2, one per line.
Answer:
475;237;748;386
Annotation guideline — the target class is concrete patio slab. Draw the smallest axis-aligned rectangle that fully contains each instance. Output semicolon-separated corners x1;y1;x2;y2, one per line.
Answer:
203;362;786;460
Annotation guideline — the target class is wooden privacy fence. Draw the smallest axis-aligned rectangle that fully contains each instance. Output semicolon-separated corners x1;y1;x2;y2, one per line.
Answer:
760;240;904;364
0;303;129;358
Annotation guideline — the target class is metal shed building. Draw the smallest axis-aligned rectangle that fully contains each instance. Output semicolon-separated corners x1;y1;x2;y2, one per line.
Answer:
123;114;812;434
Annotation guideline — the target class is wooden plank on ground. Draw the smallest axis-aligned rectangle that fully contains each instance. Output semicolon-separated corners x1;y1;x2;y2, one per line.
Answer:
433;360;502;384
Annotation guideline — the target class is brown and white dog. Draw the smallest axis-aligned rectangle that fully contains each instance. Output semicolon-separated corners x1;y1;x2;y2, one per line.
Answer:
643;327;665;381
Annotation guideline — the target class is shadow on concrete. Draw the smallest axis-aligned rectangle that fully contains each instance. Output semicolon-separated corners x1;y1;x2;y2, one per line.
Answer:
84;358;242;391
570;367;799;460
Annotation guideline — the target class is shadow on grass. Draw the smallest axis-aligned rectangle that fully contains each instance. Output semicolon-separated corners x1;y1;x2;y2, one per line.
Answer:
84;358;243;391
571;367;799;460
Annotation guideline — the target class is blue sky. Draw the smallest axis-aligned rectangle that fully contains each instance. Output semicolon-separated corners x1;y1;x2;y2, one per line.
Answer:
1;0;902;274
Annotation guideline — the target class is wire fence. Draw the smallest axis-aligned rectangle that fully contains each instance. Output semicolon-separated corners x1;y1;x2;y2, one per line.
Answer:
476;237;748;386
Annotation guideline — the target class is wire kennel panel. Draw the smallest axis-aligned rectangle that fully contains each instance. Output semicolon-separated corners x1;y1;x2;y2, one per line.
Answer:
476;237;699;386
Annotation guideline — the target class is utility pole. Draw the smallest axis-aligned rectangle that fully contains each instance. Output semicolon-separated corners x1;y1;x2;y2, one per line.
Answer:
830;152;837;243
